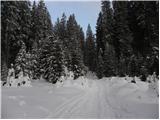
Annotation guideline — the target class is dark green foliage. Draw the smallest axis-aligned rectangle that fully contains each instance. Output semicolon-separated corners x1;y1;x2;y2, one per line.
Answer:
18;1;32;51
66;14;85;78
112;1;133;66
53;14;70;69
1;1;21;67
128;1;159;56
96;1;116;77
85;24;96;72
96;12;103;56
96;1;158;78
96;49;104;79
128;55;138;76
112;1;133;76
103;43;116;77
53;13;85;79
127;1;159;76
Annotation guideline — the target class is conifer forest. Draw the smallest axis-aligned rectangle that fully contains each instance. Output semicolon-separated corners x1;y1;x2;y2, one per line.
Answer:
1;1;159;119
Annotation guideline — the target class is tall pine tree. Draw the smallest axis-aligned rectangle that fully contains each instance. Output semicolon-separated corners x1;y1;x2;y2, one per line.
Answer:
85;24;96;72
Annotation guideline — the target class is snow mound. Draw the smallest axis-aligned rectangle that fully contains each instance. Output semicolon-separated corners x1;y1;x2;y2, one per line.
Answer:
56;76;93;89
85;71;98;80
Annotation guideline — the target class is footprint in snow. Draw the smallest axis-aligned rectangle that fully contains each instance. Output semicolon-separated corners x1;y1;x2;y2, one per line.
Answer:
8;96;17;100
137;96;141;99
48;90;53;94
19;100;26;106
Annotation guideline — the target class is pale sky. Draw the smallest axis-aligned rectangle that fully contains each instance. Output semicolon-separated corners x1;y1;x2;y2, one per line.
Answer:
44;1;101;35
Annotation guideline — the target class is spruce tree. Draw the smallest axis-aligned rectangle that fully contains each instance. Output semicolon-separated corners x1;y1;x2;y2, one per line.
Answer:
40;36;64;83
101;1;114;45
1;1;22;81
96;1;117;77
30;0;54;79
15;41;27;77
18;1;32;51
112;1;133;75
97;48;104;79
96;12;103;57
1;1;21;67
103;42;116;77
128;1;159;75
53;14;71;70
85;24;96;72
67;14;85;78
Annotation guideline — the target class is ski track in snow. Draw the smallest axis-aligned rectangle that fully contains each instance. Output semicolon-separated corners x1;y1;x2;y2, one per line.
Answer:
48;91;86;118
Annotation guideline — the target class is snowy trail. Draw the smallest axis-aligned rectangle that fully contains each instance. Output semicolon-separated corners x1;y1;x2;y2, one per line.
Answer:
50;81;116;118
2;77;159;119
49;83;100;118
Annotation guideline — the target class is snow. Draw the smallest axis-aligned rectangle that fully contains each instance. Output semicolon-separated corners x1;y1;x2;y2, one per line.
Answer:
2;76;159;119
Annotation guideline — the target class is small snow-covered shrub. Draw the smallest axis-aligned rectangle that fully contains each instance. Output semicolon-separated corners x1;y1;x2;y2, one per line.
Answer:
3;66;31;87
56;81;63;88
148;73;159;96
63;67;74;80
68;71;74;80
56;76;65;88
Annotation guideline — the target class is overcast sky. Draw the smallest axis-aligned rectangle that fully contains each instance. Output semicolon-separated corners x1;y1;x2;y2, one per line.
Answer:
45;1;101;35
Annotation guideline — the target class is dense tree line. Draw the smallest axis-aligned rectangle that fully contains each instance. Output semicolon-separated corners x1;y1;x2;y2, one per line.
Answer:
96;1;159;79
1;0;86;82
1;1;159;83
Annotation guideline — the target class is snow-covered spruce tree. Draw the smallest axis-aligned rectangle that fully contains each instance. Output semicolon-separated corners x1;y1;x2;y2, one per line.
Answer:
25;52;34;79
71;47;84;79
39;35;64;83
29;48;40;79
53;14;72;71
34;0;53;49
67;14;85;79
15;41;27;77
29;0;54;79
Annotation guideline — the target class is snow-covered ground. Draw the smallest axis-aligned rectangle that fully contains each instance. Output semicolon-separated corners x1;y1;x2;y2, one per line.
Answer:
1;74;159;119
